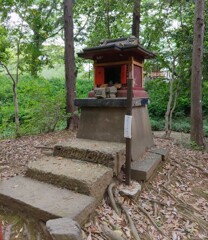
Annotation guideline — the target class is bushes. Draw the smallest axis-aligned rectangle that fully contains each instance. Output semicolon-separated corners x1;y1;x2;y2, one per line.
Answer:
150;117;191;133
76;79;93;98
150;118;165;131
145;78;169;118
150;116;208;137
146;77;208;137
0;75;94;138
0;72;207;138
145;77;208;118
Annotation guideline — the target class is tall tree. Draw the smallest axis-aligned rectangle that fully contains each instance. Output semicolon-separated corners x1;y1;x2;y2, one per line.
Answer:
190;0;205;146
132;0;141;39
63;0;77;129
0;24;22;137
78;0;132;47
1;0;63;77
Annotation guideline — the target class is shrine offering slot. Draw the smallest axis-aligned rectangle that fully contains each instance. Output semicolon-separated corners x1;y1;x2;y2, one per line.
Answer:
104;66;121;85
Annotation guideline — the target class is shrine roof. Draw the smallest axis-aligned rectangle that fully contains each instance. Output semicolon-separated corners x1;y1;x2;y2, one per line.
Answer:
78;36;156;60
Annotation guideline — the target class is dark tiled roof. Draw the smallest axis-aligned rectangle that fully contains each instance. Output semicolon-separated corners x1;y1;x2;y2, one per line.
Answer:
78;36;156;59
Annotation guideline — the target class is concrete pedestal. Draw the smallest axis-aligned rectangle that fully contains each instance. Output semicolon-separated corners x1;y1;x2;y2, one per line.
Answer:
75;98;153;161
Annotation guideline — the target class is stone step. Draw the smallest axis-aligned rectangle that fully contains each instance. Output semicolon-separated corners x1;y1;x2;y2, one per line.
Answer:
53;138;125;175
131;152;162;181
26;156;113;200
147;147;169;161
0;176;95;225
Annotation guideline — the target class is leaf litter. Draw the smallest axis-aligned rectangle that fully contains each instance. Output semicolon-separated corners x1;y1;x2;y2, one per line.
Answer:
0;130;207;239
83;132;208;240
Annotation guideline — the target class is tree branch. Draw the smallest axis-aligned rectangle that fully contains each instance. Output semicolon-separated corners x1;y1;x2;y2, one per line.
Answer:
74;16;90;41
0;62;15;83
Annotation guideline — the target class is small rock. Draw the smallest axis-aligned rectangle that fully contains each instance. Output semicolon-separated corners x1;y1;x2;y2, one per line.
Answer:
118;181;141;198
46;218;82;240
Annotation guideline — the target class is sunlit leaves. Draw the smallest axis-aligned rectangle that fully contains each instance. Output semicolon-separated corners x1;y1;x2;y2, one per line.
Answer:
0;26;10;63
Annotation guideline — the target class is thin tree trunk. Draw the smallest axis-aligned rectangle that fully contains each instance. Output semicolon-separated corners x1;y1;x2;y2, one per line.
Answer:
169;87;178;135
132;0;141;40
165;79;173;137
13;82;20;136
64;0;77;130
165;59;176;137
30;31;41;77
14;38;21;137
105;0;111;39
190;0;205;146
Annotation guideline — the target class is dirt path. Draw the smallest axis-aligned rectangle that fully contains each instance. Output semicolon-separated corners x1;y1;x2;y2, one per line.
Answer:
0;130;207;239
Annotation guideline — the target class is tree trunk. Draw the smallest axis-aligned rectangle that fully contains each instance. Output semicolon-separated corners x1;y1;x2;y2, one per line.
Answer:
165;79;173;137
14;39;20;137
13;82;20;137
105;0;111;39
132;0;141;40
30;31;41;77
190;0;205;146
165;58;176;137
63;0;78;130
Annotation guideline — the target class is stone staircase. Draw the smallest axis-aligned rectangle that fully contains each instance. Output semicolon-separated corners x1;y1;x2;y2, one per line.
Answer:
0;139;125;227
0;176;95;225
0;137;168;239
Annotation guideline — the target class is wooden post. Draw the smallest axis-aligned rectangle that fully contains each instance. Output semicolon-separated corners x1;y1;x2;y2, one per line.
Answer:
125;78;133;185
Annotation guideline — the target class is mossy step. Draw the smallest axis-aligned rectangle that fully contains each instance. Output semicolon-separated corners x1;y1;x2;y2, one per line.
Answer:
26;156;113;200
53;138;125;175
0;176;95;225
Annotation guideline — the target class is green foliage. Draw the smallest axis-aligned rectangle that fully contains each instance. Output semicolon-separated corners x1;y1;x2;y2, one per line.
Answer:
1;0;63;76
147;77;208;136
150;117;208;137
0;75;65;137
0;74;93;138
74;0;132;46
145;77;208;118
145;78;169;117
0;26;10;63
150;118;165;131
41;64;65;79
76;78;93;99
18;76;66;134
171;120;190;133
190;140;205;151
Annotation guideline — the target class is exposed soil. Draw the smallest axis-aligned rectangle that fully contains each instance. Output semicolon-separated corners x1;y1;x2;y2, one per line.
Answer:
0;130;208;240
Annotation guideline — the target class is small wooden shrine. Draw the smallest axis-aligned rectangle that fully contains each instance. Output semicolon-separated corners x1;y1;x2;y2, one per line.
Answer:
76;37;155;162
78;36;155;98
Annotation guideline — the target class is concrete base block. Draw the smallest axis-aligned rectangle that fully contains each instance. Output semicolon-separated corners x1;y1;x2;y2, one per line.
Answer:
46;218;82;240
131;153;162;181
76;98;153;161
148;148;170;161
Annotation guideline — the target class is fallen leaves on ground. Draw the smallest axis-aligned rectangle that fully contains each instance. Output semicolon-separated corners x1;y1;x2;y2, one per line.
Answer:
0;130;75;180
0;130;207;239
83;133;208;240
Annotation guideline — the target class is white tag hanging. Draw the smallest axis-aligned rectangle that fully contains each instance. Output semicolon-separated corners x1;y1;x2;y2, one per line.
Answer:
124;115;132;139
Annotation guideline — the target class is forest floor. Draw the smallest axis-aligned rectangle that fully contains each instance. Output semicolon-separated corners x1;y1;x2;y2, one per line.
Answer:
0;130;207;240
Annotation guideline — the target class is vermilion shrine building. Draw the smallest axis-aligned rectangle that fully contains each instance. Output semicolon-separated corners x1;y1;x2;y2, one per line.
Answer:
78;36;155;98
76;37;155;167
